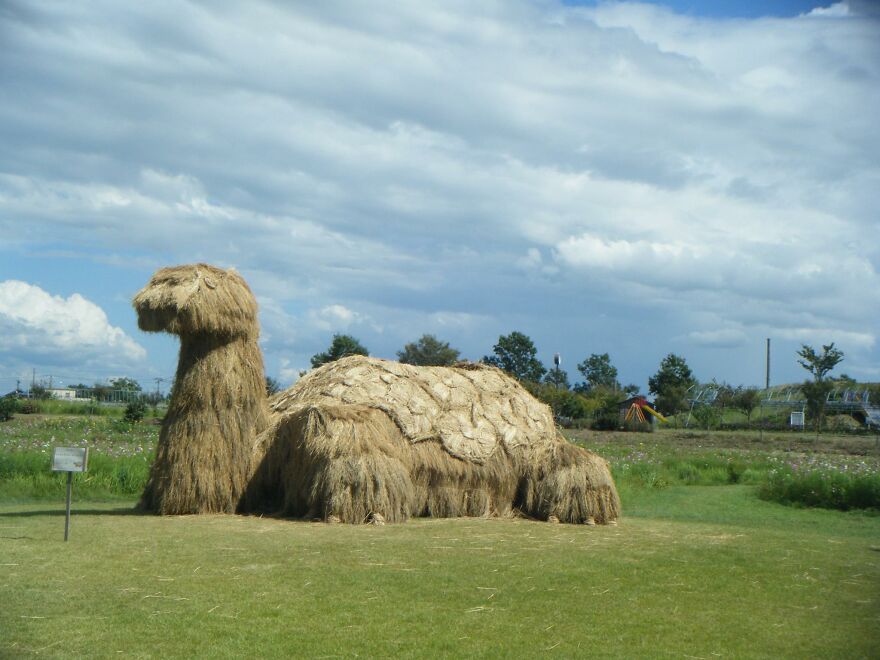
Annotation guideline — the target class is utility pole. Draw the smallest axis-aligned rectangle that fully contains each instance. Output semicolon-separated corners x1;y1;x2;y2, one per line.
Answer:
553;354;561;390
760;338;770;442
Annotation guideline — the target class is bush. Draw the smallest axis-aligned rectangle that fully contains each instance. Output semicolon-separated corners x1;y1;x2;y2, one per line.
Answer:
525;382;593;423
0;397;18;422
759;468;880;510
18;399;41;414
123;400;147;423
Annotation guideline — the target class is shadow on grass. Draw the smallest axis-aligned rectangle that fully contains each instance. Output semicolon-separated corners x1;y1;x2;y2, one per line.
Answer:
0;507;142;518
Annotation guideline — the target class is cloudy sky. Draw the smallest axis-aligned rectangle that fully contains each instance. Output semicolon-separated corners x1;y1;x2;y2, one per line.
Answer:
1;0;878;395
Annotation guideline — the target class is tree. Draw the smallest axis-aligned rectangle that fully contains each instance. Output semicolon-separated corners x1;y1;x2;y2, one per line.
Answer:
0;396;18;422
732;387;761;427
797;343;844;433
124;400;147;423
29;384;51;400
311;334;369;368
801;380;833;433
482;331;546;383
91;382;112;401
654;385;689;418
691;403;721;431
622;383;640;397
397;334;461;366
265;376;282;396
797;343;844;382
110;377;141;391
577;353;619;391
543;367;570;390
525;382;591;421
648;354;695;415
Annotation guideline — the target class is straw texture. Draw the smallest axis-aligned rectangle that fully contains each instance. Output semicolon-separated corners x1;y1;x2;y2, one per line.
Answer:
134;263;620;524
133;264;268;514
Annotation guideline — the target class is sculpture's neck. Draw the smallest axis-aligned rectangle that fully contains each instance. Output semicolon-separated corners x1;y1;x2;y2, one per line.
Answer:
142;331;269;514
171;333;269;435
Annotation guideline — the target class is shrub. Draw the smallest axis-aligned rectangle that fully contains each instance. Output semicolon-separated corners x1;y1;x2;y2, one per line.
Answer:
124;400;147;423
0;397;18;422
759;468;880;511
18;400;41;414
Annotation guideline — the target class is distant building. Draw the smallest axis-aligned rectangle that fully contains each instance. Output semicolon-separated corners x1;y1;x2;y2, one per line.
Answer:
47;388;90;401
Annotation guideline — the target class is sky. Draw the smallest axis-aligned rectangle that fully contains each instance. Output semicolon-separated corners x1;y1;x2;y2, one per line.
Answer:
1;0;878;395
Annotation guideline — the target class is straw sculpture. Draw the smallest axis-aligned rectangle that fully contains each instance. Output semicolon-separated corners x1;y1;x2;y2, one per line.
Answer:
133;264;269;514
134;263;620;524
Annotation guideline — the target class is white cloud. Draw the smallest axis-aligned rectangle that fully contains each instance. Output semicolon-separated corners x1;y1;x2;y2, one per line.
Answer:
774;327;874;350
278;358;305;387
0;280;146;366
0;1;877;386
308;304;365;331
804;3;851;18
688;328;748;348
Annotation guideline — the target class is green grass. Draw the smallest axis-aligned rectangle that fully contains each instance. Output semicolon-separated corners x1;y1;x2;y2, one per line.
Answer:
2;488;878;658
760;468;880;510
9;399;168;417
0;416;156;501
2;420;879;656
3;418;879;510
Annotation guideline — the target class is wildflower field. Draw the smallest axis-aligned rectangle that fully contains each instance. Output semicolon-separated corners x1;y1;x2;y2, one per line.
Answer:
1;416;878;510
0;416;156;500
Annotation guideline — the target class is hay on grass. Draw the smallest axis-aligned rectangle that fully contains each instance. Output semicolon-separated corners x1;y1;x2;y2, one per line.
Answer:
133;263;619;524
244;356;620;524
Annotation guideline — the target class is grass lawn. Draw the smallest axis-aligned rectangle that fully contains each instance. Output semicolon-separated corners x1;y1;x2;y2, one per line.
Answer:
2;486;878;658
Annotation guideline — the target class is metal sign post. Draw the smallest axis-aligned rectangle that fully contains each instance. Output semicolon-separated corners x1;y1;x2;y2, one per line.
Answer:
51;447;89;541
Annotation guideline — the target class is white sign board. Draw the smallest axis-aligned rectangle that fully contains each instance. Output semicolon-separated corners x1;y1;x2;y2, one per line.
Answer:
52;447;89;473
790;412;805;428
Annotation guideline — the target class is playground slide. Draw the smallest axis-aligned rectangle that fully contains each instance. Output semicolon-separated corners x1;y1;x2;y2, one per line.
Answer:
641;405;668;423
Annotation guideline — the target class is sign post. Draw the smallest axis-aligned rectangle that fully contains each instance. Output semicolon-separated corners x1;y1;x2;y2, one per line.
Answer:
51;447;89;541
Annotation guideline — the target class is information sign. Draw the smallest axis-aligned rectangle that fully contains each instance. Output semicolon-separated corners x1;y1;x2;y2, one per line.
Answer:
52;447;89;472
51;447;89;541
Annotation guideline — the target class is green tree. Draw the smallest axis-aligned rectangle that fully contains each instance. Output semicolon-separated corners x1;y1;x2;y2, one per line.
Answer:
265;376;282;396
797;343;844;382
654;385;689;418
577;353;619;391
311;334;369;368
482;331;546;383
691;403;721;431
110;377;141;391
525;382;591;422
91;382;112;402
124;400;147;423
397;334;461;366
543;367;570;390
622;383;640;397
732;386;761;427
29;384;51;400
648;353;695;415
797;343;844;433
0;396;18;422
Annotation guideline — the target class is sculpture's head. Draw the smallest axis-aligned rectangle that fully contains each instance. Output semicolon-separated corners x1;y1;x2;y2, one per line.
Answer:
133;263;258;338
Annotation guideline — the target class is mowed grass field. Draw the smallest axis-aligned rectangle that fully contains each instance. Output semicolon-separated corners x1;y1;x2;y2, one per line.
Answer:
2;417;879;657
3;486;879;658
